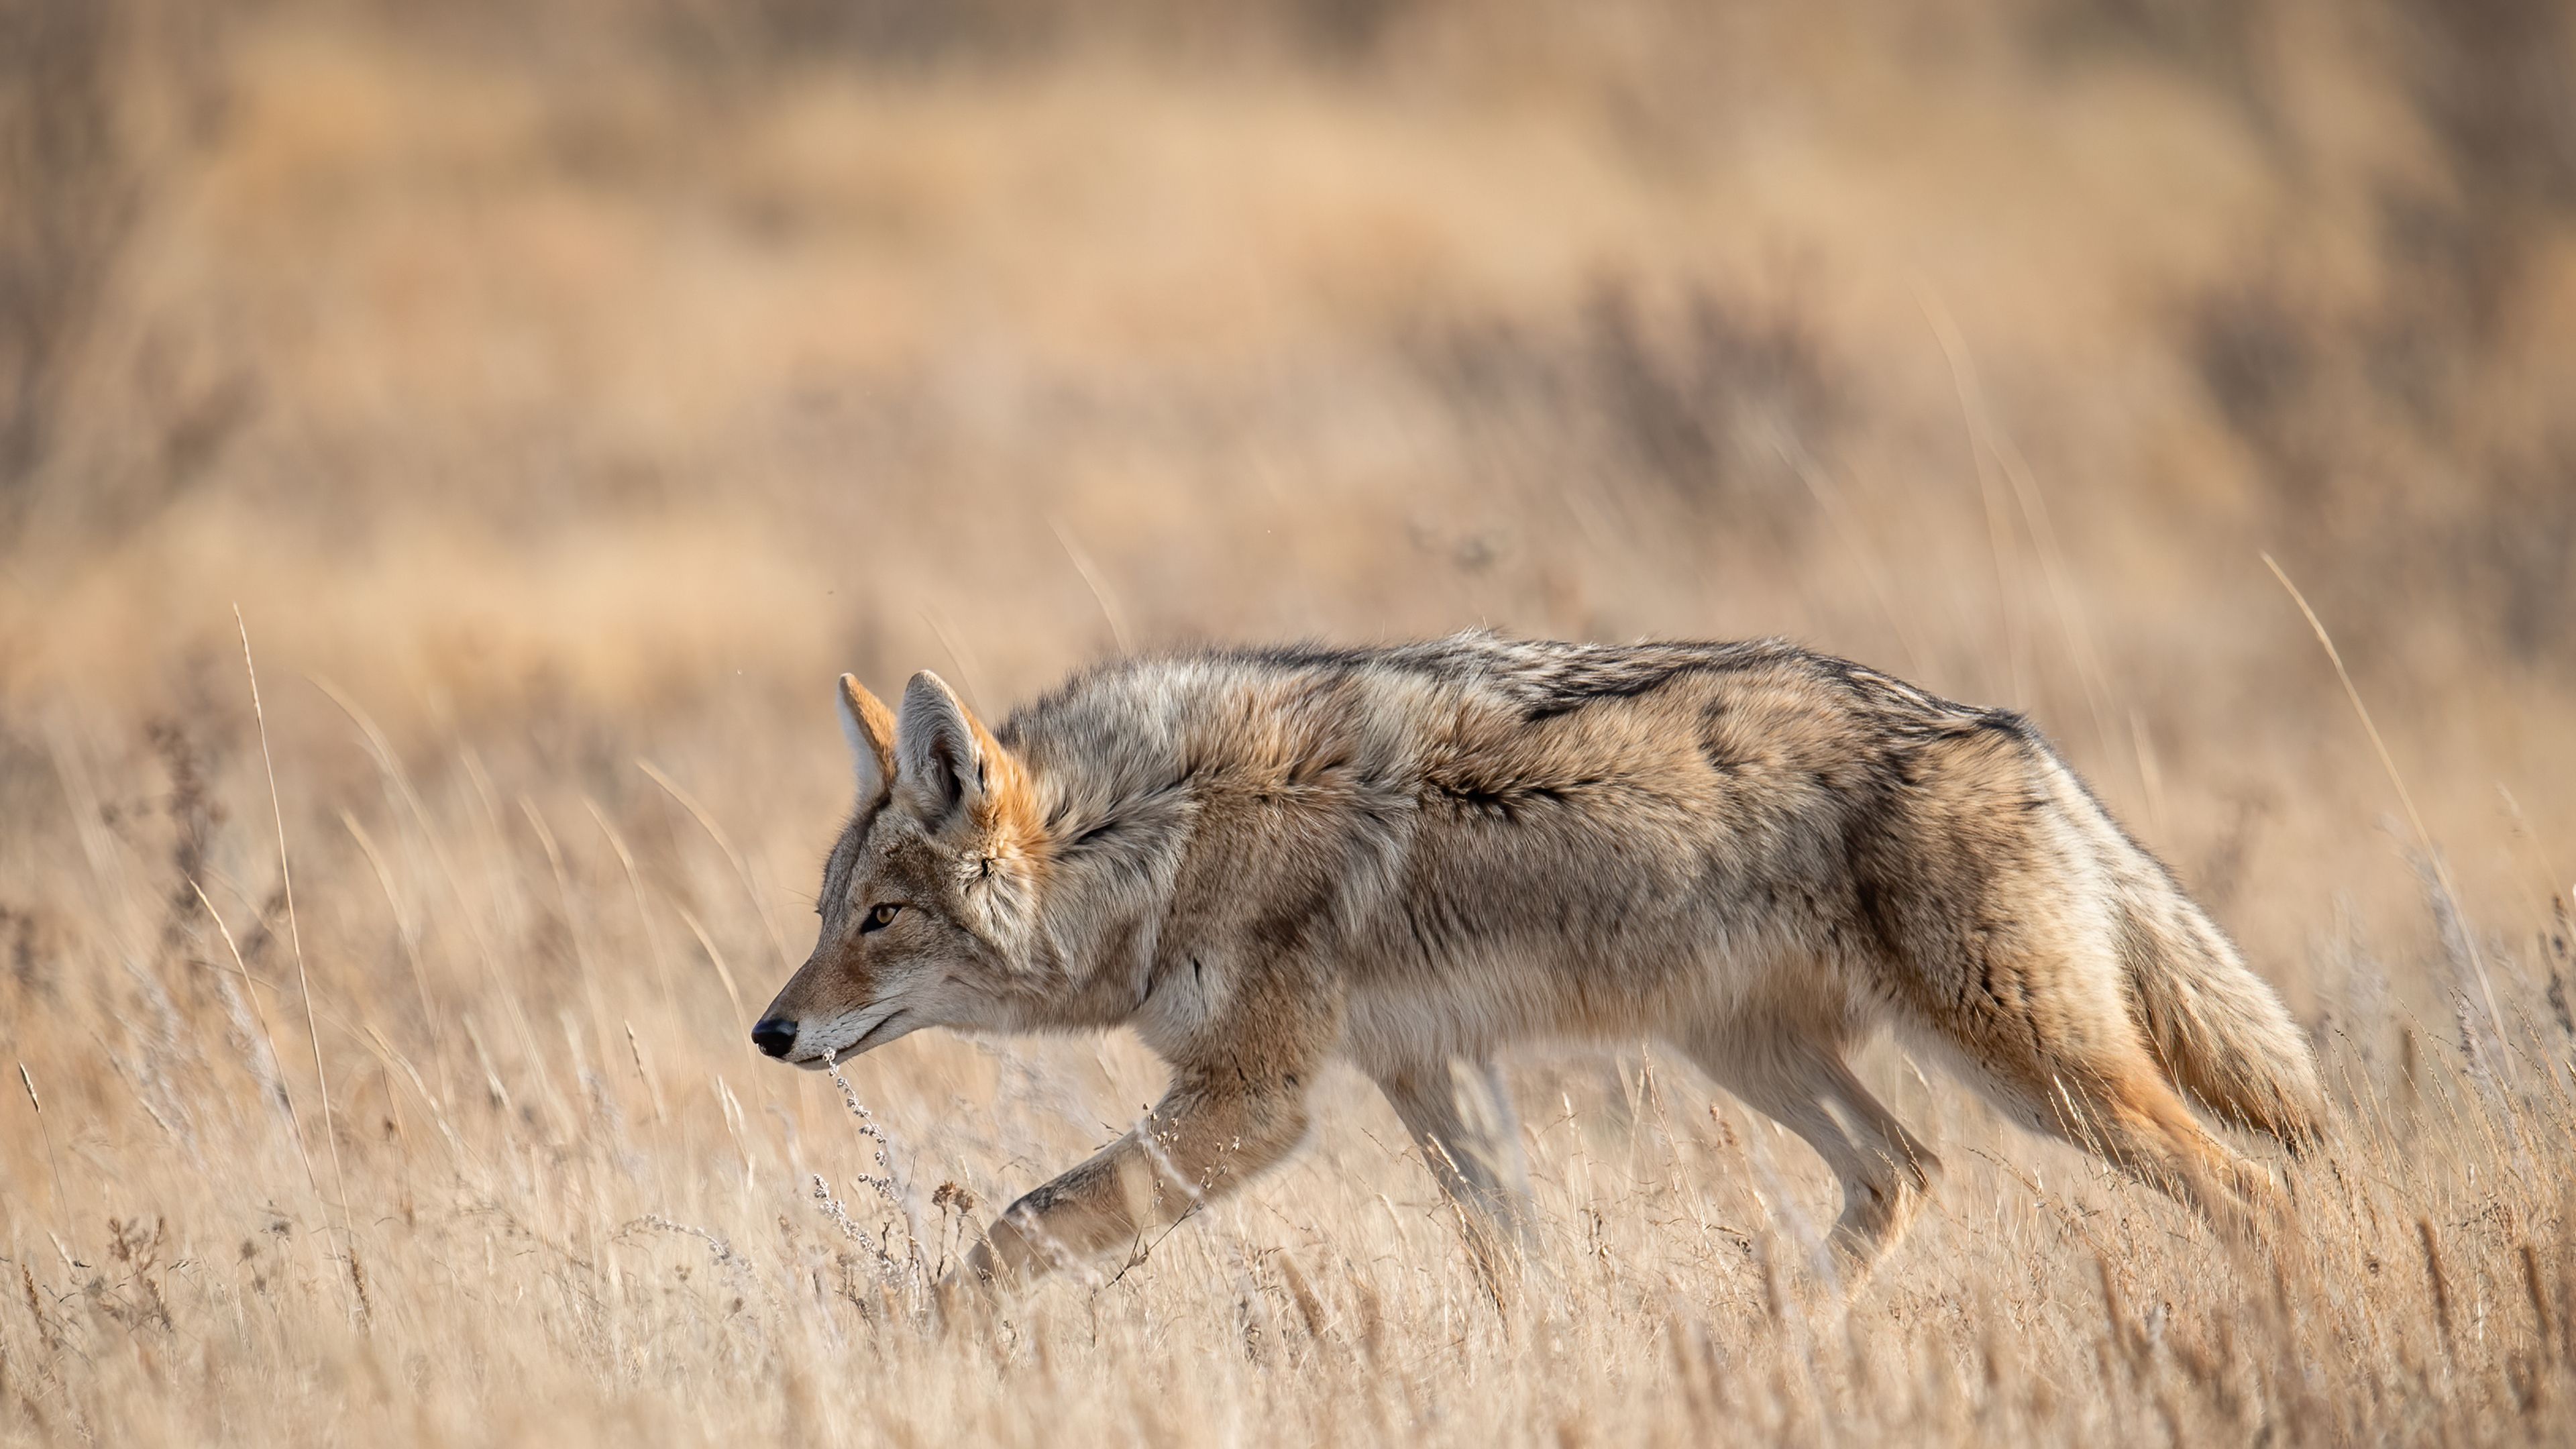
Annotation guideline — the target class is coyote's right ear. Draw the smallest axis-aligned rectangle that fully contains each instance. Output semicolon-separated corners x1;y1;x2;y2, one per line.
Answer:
837;674;898;804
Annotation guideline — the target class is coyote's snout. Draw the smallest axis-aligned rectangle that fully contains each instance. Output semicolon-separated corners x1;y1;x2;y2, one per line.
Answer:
754;634;2322;1293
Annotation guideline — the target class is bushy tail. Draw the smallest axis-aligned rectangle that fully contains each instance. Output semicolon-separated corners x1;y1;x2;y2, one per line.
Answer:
2114;877;2326;1150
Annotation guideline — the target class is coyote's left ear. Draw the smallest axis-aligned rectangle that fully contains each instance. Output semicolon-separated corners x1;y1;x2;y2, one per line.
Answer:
895;671;1020;830
836;674;898;803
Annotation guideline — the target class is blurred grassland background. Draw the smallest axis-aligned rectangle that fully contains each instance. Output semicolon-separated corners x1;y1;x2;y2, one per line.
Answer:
3;0;2576;1444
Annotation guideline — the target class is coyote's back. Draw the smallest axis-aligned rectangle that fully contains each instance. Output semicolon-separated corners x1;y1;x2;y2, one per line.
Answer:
755;632;2322;1292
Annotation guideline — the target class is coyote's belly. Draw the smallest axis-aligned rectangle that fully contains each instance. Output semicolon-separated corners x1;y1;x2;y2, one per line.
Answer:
1331;912;1826;1075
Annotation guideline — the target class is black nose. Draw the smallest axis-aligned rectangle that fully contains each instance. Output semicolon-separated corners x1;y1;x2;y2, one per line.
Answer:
751;1018;798;1059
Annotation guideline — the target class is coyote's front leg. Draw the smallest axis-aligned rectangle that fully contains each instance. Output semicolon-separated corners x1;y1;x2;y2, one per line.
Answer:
958;1071;1316;1293
949;938;1339;1301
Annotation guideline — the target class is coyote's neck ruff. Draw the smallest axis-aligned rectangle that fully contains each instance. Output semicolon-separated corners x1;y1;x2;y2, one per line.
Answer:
753;632;2320;1291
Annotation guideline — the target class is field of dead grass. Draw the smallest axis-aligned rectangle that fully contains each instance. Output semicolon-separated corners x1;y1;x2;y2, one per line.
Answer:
4;1;2575;1443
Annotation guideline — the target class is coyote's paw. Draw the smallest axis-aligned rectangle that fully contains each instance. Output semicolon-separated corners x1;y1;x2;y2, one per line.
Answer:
932;1265;1004;1338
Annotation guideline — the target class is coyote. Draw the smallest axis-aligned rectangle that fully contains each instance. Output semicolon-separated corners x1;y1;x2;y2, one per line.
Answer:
752;633;2320;1291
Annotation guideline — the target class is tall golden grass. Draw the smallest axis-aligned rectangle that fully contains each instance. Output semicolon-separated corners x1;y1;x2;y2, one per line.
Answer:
3;1;2573;1442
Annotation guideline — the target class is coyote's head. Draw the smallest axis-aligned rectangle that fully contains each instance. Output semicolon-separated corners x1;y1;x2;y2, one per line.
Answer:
751;671;1049;1067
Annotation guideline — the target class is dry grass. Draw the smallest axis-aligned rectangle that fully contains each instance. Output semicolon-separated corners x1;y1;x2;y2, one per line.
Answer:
4;0;2575;1443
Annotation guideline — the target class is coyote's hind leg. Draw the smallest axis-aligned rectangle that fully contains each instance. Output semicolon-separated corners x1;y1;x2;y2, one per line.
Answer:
1681;1024;1941;1282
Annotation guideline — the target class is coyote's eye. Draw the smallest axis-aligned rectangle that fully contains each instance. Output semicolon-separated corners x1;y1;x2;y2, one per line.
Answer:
861;902;902;933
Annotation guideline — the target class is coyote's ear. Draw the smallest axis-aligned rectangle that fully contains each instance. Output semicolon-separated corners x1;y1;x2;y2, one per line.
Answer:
896;670;1001;826
836;674;898;803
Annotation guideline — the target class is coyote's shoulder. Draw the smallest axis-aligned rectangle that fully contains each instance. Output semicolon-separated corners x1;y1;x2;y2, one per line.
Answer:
755;631;2323;1294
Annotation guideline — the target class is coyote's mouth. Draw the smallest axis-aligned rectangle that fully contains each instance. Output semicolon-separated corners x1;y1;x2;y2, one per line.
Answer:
795;1008;912;1068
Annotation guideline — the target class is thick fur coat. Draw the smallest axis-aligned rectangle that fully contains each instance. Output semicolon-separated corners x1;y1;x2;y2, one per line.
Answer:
753;633;2322;1288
